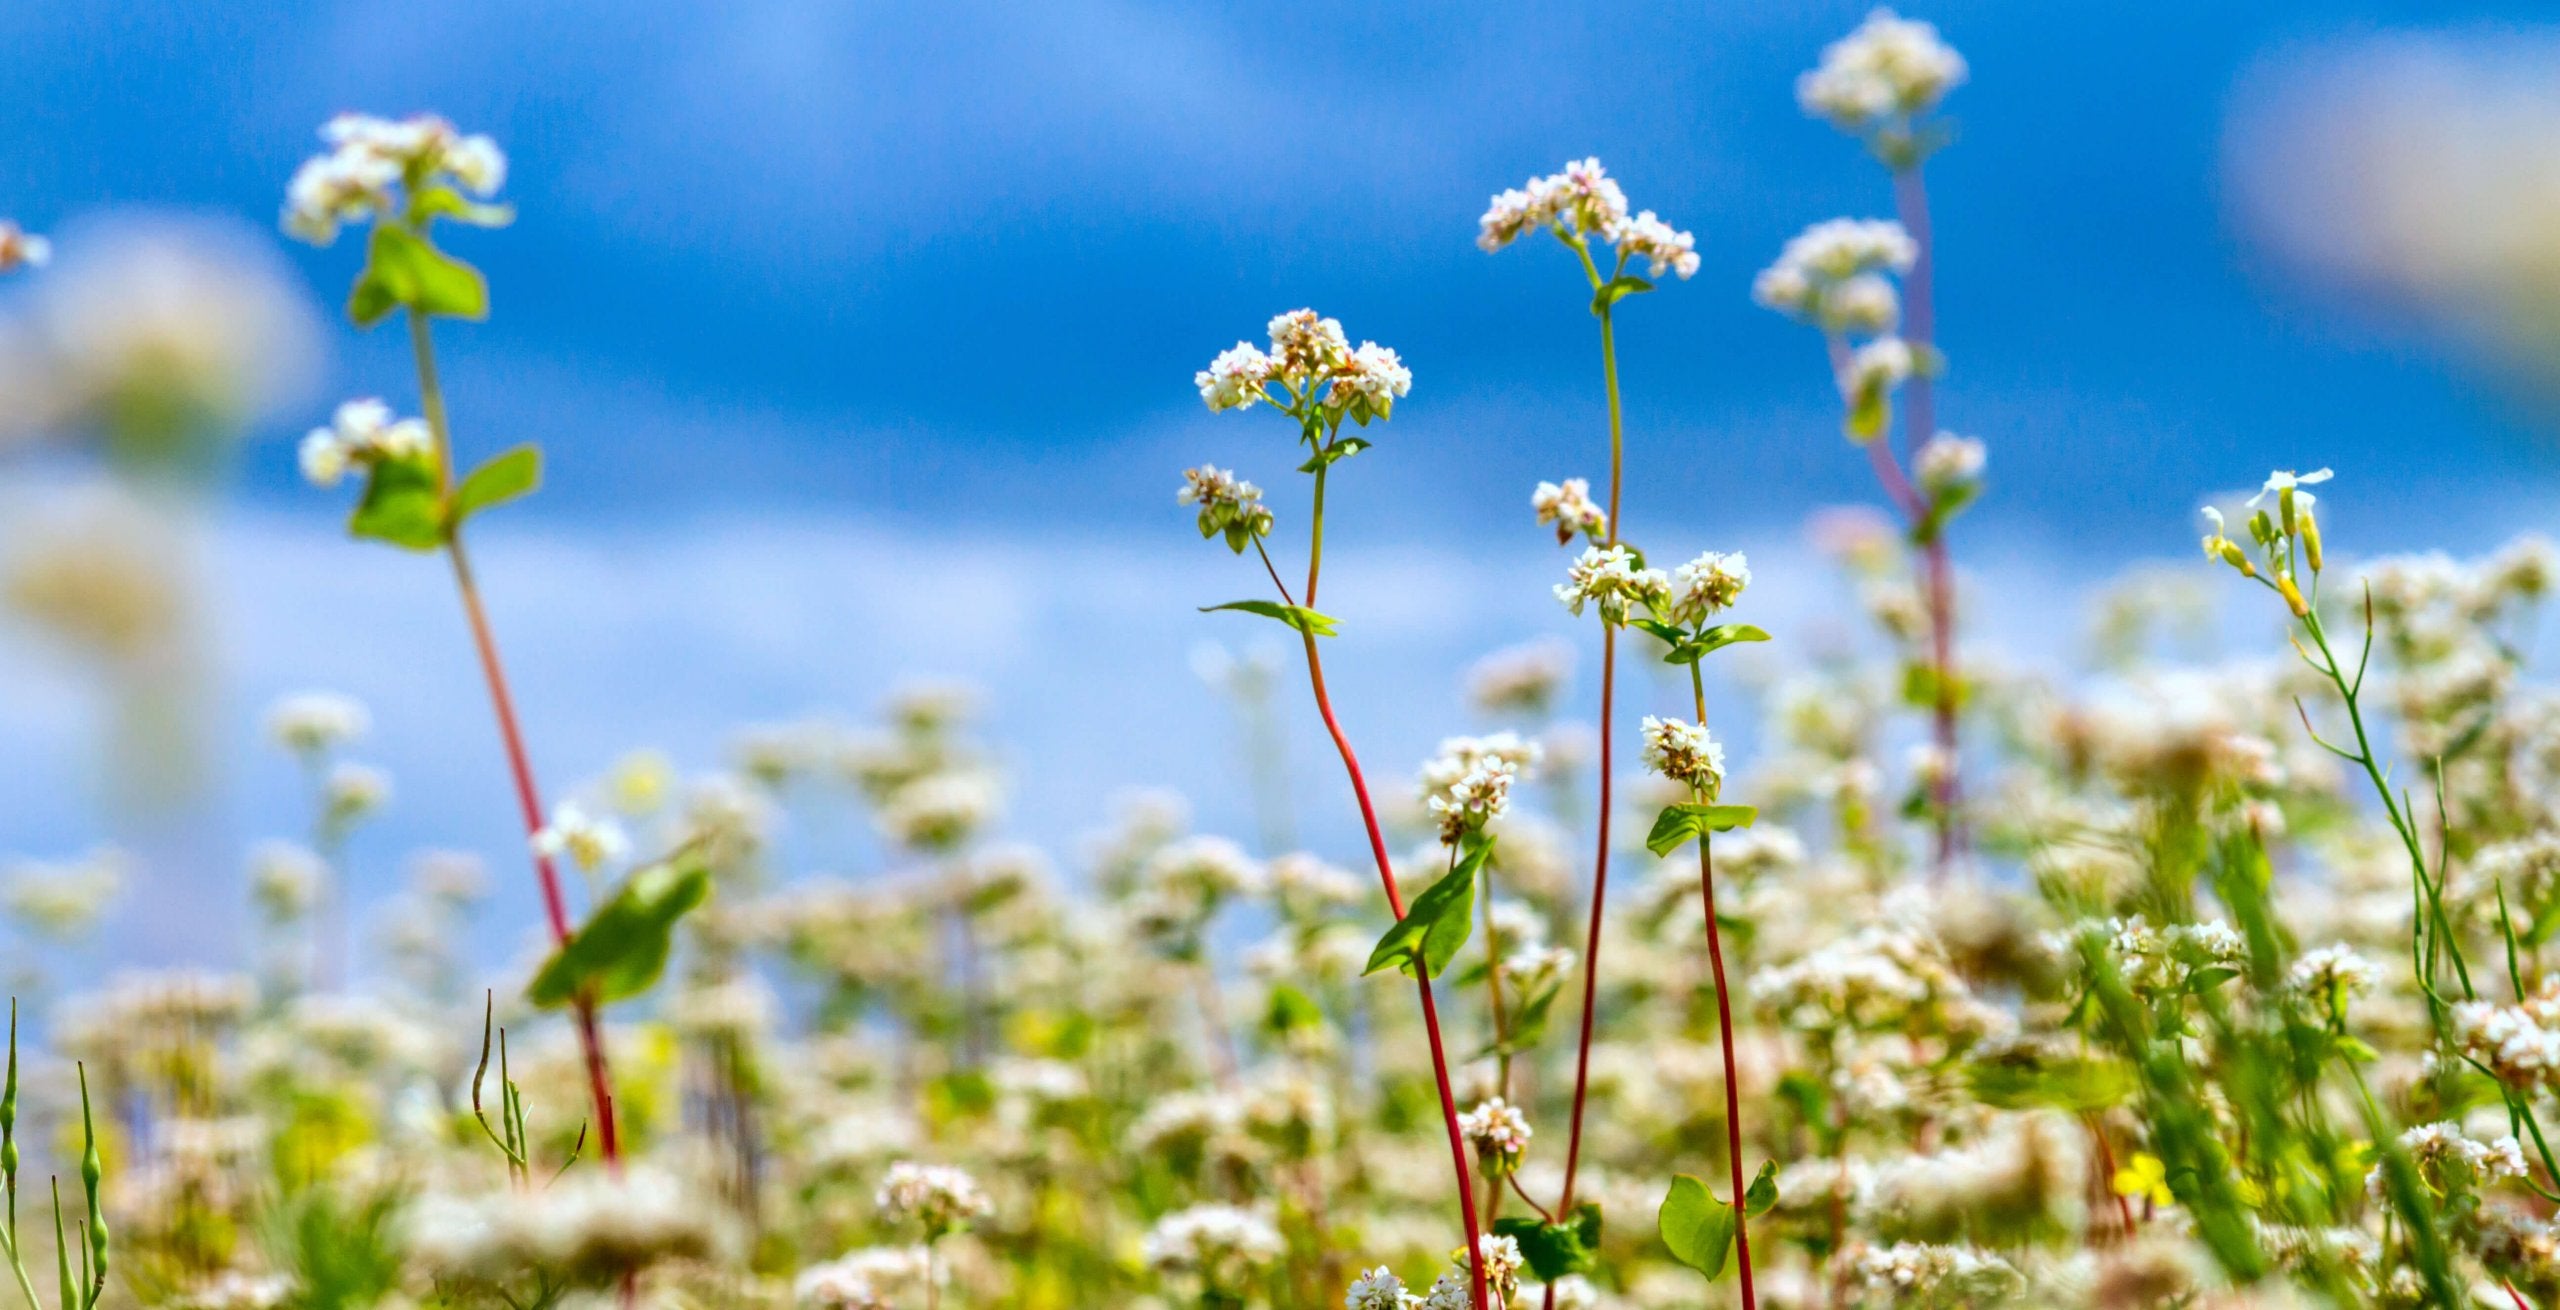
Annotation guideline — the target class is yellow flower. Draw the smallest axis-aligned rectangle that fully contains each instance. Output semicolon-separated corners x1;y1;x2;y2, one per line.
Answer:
2114;1153;2174;1207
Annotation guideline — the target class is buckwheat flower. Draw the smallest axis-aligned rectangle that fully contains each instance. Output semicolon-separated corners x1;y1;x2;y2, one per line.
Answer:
1477;186;1544;251
1665;550;1751;623
2286;943;2376;1007
2;848;125;938
1602;209;1701;279
1767;218;1919;287
323;761;391;821
1531;478;1609;545
1822;271;1903;335
876;770;999;852
1642;716;1726;796
1143;1204;1284;1291
283;113;509;246
1459;1234;1526;1307
1914;433;1985;499
1179;465;1275;551
1419;1272;1471;1310
531;802;631;874
1554;544;1670;625
1458;1096;1534;1171
264;691;369;755
1465;637;1574;716
1266;308;1353;379
247;841;325;921
1856;1242;2020;1302
876;1162;991;1241
2452;979;2560;1094
1841;336;1916;398
796;1247;932;1310
2368;1122;2529;1203
0;221;50;274
1344;1266;1413;1310
1429;756;1518;845
299;397;432;488
1196;341;1273;411
1798;9;1969;136
1420;733;1543;799
1330;340;1413;416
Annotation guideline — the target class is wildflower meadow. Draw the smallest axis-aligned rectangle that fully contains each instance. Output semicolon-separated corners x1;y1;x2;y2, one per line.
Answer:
13;8;2560;1310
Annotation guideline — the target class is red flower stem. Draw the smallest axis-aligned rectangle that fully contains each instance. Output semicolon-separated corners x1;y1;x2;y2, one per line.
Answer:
1295;463;1488;1310
412;309;624;1172
1690;667;1756;1307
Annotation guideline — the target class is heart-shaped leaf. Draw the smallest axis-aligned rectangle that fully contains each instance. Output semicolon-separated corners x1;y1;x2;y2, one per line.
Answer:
451;445;542;525
1644;804;1758;857
1362;835;1491;979
528;852;712;1009
1658;1174;1737;1278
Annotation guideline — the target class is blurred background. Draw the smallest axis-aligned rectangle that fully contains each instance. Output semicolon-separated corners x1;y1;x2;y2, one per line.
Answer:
6;0;2560;972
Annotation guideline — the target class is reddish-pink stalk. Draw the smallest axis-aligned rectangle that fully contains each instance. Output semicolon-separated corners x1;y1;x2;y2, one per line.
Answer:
414;309;623;1172
1893;164;1962;877
1296;631;1489;1310
1695;835;1756;1310
1272;471;1489;1310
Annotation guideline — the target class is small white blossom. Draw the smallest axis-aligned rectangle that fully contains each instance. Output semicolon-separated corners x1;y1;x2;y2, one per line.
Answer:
875;1162;991;1240
1531;478;1609;545
530;803;631;875
1554;545;1670;626
1666;550;1751;624
1797;9;1969;137
1642;717;1727;795
1458;1096;1534;1169
264;691;370;755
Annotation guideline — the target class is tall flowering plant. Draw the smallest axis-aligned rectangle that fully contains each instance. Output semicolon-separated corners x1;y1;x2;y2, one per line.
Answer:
1477;158;1699;1254
1180;310;1503;1310
1759;10;1982;878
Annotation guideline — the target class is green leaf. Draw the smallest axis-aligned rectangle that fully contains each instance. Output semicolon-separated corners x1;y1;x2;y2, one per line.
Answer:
348;223;488;327
1963;1050;2135;1112
1591;274;1655;315
1297;436;1372;474
1658;1174;1737;1278
413;184;516;230
1743;1161;1779;1217
1643;803;1757;857
1494;1202;1603;1281
1362;836;1491;980
1630;618;1688;649
2186;966;2240;995
450;445;541;525
1200;599;1340;637
1662;623;1775;664
347;454;447;551
1264;984;1324;1037
528;853;713;1009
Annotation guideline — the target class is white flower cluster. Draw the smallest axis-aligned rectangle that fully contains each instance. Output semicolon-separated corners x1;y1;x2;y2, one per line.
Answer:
298;397;431;489
794;1246;932;1310
1531;478;1609;545
1457;1095;1533;1169
2452;978;2560;1095
0;220;51;274
283;113;506;246
405;1167;736;1286
1641;716;1726;795
1796;9;1968;138
1420;734;1540;845
1179;465;1274;549
1344;1266;1412;1310
2065;915;2246;996
2368;1121;2528;1204
1665;550;1751;624
1913;432;1985;498
1194;309;1411;420
264;690;370;756
1141;1204;1284;1290
2284;943;2376;1006
1465;637;1574;717
875;1162;992;1240
1478;157;1699;278
1554;544;1670;626
1854;1241;2020;1301
876;770;1001;852
1753;218;1916;333
531;802;631;875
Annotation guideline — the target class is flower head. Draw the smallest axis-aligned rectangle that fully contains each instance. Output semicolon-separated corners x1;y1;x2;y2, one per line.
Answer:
1458;1096;1534;1171
875;1162;991;1241
531;803;631;875
1179;466;1274;552
1531;478;1609;545
1481;158;1695;278
283;113;509;246
1198;311;1408;425
1665;550;1751;625
264;691;370;756
1642;717;1727;796
2247;468;2334;508
1798;9;1969;142
1914;432;1986;500
299;398;432;489
1755;219;1918;333
1554;545;1670;626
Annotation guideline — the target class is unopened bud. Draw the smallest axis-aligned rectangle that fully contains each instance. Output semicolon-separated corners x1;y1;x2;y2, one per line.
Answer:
2301;508;2324;574
2277;572;2310;618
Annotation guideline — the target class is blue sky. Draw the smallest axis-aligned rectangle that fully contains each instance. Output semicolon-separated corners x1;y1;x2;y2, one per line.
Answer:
7;0;2560;969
